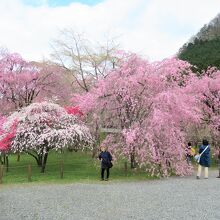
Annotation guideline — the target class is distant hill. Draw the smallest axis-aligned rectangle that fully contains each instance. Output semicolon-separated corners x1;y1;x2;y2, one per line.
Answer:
178;13;220;72
191;13;220;42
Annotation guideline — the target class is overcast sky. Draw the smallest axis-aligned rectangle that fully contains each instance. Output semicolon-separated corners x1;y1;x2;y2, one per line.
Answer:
0;0;219;61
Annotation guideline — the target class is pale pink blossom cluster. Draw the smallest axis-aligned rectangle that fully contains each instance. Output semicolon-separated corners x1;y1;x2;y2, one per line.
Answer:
0;102;93;154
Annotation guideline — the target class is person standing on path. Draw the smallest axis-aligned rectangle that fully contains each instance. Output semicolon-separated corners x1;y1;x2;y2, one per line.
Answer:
196;139;210;179
98;146;113;181
186;142;193;165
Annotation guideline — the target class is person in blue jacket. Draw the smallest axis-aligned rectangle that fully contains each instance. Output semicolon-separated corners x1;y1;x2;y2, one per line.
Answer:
196;139;210;179
98;146;112;181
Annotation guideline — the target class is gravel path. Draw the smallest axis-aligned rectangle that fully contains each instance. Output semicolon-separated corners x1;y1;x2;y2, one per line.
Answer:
0;170;220;220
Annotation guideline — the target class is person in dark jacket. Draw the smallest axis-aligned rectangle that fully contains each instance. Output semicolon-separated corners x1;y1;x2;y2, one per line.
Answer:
196;139;210;179
98;146;112;181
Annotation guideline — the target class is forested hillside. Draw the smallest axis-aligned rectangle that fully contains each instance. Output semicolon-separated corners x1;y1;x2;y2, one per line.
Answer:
178;13;220;71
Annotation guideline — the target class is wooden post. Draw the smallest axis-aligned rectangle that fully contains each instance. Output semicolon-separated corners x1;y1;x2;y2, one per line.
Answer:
28;164;32;182
0;165;4;184
6;156;9;172
60;161;64;179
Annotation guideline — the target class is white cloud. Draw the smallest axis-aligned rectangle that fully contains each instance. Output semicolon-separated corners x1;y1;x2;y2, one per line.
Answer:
0;0;219;61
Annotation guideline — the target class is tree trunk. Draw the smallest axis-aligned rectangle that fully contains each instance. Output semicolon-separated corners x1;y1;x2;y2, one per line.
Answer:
26;151;42;167
130;153;136;169
41;152;48;173
37;155;43;167
92;144;99;158
3;154;6;165
92;122;100;158
26;147;50;172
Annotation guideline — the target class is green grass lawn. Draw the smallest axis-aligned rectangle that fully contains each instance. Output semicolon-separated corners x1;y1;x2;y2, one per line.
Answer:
3;151;217;185
1;150;154;185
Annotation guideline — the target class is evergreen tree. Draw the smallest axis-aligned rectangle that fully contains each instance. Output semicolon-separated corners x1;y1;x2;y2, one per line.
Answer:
178;37;220;72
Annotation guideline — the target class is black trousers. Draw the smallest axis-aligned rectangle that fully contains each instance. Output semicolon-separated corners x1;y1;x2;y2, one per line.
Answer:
101;168;110;179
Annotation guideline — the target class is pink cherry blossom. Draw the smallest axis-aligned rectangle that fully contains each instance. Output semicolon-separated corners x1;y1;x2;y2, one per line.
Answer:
73;54;201;176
